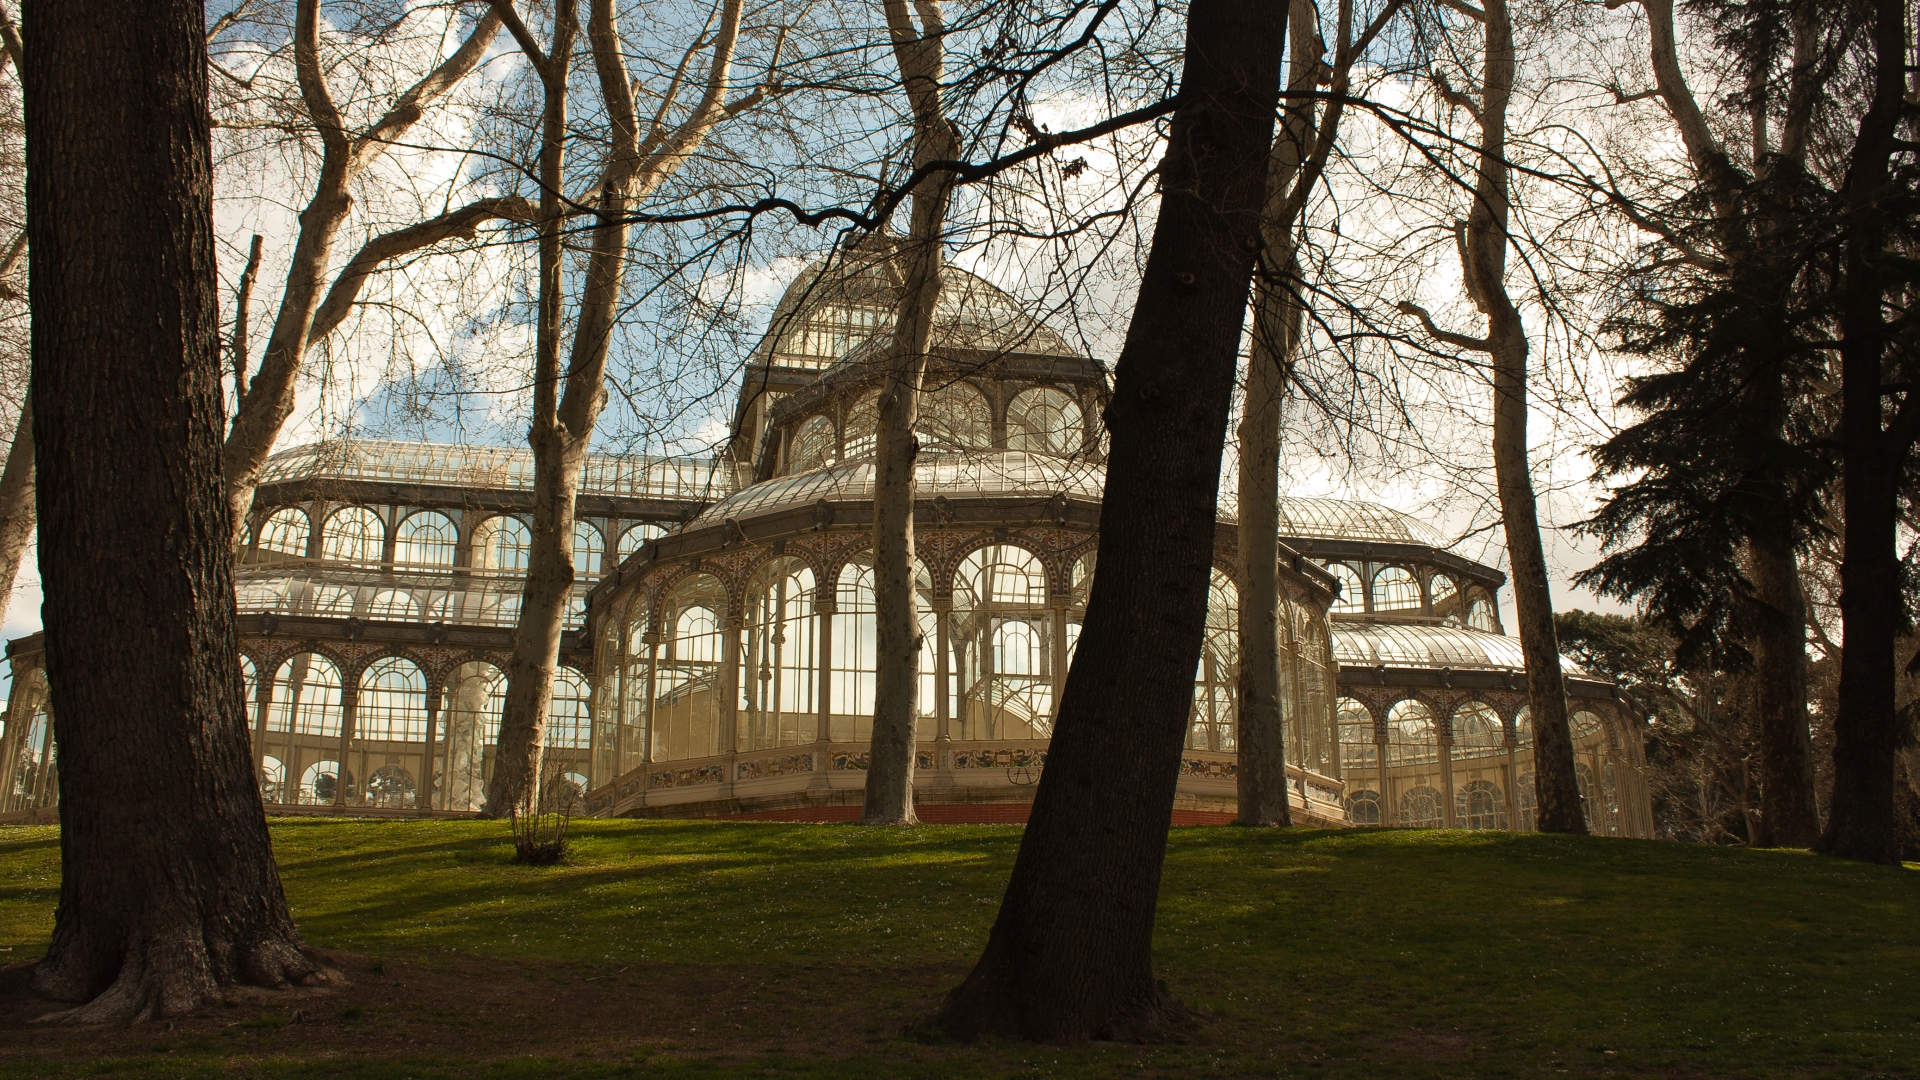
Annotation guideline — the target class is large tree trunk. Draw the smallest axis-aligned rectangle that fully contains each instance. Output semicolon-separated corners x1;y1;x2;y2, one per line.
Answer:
1816;0;1910;863
1463;0;1586;834
935;0;1287;1041
1747;527;1821;846
23;0;321;1022
863;0;957;827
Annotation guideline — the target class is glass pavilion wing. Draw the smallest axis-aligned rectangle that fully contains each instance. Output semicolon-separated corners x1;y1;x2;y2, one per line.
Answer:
688;452;1108;530
1271;497;1450;547
255;440;737;503
1330;623;1529;669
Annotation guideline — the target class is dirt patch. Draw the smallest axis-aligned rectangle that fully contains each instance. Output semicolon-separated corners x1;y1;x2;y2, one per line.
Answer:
0;947;968;1065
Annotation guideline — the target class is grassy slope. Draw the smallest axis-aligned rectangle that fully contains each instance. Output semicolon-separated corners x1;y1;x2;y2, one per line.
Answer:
0;820;1915;1078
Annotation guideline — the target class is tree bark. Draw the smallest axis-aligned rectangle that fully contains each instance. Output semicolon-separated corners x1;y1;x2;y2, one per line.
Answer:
863;0;957;827
1816;0;1912;864
485;0;753;816
23;0;321;1022
1747;528;1821;846
1463;0;1586;834
935;0;1287;1041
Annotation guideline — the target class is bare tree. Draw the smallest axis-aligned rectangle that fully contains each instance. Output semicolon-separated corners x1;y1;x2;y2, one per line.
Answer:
1397;0;1587;832
862;0;959;826
23;0;323;1022
484;0;776;817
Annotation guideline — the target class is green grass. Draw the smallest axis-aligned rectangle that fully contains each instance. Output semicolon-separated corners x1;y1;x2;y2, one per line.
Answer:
1;819;1916;1078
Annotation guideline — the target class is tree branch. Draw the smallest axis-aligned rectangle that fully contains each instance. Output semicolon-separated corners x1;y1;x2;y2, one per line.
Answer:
1398;300;1492;352
308;196;536;343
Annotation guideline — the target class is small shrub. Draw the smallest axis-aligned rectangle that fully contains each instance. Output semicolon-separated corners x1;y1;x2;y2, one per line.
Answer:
510;772;579;865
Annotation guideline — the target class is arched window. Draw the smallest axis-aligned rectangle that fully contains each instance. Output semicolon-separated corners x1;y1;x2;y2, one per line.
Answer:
616;522;667;560
1337;697;1378;769
1065;551;1094;667
573;521;606;577
1371;566;1421;612
1399;785;1443;828
1570;709;1604;740
1294;610;1337;776
472;515;532;572
1345;789;1382;825
1006;386;1083;455
841;392;881;459
358;657;427;742
740;558;820;750
259;754;286;803
790;415;837;472
1429;574;1460;620
1324;562;1364;614
1386;699;1439;767
952;545;1053;741
1575;761;1597;829
1188;568;1238;752
299;760;349;805
254;507;311;559
546;666;592;750
366;764;416;809
1514;706;1533;748
440;661;505;811
269;653;342;737
1465;588;1497;631
917;381;992;452
395;511;457;567
1456;779;1504;830
239;654;259;733
367;589;414;620
321;506;384;564
655;574;727;761
1452;701;1504;762
831;558;877;739
1517;771;1537;830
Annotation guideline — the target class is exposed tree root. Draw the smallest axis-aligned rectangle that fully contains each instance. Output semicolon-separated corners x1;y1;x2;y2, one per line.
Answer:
29;933;333;1026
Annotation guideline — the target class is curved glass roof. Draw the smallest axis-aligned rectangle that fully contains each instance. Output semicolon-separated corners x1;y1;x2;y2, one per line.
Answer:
1331;621;1587;675
1271;497;1447;548
1331;622;1527;670
753;247;1079;368
257;440;738;502
688;451;1105;529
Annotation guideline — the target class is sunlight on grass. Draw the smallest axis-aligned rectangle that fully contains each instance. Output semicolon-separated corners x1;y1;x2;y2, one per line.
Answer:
1;819;1916;1078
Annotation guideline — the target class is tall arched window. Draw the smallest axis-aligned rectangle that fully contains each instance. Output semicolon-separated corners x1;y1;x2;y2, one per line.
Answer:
1569;709;1605;741
239;654;259;736
358;657;428;742
790;415;837;472
1337;698;1377;769
1514;706;1533;748
254;507;311;559
952;545;1053;740
830;558;877;740
1324;562;1364;613
740;557;819;750
1399;785;1443;827
917;381;992;452
1188;568;1238;752
1456;779;1504;830
573;521;606;577
617;522;667;560
1065;551;1095;666
841;392;881;459
1429;574;1460;621
1465;588;1497;631
1295;610;1337;775
655;574;727;761
322;506;384;564
395;511;458;566
1386;699;1440;767
546;667;593;750
1006;386;1083;455
1452;701;1504;762
472;515;532;572
269;653;342;736
1372;566;1421;611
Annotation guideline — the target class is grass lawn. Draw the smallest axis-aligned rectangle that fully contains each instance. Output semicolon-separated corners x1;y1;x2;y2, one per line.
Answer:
0;819;1915;1078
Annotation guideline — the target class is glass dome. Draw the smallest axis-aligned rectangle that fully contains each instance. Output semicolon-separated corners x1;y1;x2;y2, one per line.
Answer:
688;451;1104;529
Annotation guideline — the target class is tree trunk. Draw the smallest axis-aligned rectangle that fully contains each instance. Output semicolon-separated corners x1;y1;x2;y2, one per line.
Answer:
935;0;1287;1041
0;393;35;615
1816;0;1910;863
863;0;957;827
23;0;321;1022
1233;0;1323;828
1747;528;1821;846
1462;0;1586;834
